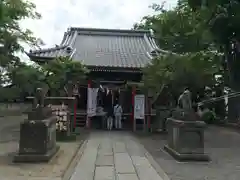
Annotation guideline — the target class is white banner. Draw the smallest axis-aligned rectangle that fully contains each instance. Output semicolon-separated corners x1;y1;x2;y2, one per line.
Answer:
134;94;145;119
87;88;99;117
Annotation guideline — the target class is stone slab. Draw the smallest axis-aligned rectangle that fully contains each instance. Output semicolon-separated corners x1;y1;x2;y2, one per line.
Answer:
96;155;114;166
98;146;113;156
98;149;113;156
125;140;145;157
69;132;169;180
99;142;112;149
132;156;163;180
117;174;139;180
113;142;126;153
95;166;115;180
114;153;135;174
70;140;98;180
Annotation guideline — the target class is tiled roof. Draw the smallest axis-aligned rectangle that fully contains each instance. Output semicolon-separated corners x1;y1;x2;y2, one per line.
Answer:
26;45;71;58
27;27;167;68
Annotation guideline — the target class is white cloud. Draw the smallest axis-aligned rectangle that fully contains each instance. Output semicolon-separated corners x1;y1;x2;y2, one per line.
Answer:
20;0;177;51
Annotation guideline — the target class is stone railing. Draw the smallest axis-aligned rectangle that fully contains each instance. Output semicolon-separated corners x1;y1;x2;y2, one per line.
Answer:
26;96;76;110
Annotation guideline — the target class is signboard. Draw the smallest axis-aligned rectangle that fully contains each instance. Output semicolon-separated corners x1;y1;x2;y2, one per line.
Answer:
134;94;145;119
87;88;99;117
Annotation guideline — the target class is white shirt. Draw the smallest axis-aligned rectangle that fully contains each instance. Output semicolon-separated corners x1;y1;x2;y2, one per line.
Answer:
114;104;123;116
73;86;78;95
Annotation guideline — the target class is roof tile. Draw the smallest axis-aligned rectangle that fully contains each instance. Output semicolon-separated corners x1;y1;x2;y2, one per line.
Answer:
27;27;165;68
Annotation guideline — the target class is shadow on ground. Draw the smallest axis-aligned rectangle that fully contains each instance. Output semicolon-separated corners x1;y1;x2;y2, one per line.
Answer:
136;126;240;180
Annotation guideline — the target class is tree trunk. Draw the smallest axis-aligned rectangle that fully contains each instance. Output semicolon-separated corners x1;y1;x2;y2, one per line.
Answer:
226;41;240;123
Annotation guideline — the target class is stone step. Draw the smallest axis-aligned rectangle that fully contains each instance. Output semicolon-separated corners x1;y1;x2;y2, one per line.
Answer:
75;117;86;127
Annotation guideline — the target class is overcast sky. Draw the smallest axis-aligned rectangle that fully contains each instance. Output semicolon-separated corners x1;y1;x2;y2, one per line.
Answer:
20;0;177;50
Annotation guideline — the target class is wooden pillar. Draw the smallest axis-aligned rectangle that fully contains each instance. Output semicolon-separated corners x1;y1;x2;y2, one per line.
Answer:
86;80;92;129
143;95;147;133
132;86;136;132
112;90;114;106
147;97;151;132
74;97;77;129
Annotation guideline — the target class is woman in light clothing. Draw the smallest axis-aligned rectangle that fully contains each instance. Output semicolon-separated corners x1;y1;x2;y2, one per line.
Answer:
114;102;123;129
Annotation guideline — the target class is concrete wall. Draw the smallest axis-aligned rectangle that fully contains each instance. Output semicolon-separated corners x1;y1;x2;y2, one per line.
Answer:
0;97;76;117
0;103;31;116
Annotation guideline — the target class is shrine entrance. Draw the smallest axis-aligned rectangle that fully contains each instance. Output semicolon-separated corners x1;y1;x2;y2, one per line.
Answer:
88;81;133;130
72;79;154;132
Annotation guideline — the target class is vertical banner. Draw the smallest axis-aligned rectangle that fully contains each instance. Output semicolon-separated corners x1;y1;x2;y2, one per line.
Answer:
87;88;99;117
134;94;145;119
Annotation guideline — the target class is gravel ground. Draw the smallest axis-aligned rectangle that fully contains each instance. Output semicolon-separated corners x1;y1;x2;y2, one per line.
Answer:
136;126;240;180
0;115;88;180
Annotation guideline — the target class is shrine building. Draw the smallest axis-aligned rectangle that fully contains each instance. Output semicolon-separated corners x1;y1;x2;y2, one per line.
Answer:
27;27;168;130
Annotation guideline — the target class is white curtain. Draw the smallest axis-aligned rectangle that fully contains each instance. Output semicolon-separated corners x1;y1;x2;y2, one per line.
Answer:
87;88;99;117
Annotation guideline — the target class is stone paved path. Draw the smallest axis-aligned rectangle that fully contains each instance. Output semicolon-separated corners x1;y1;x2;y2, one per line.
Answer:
70;131;166;180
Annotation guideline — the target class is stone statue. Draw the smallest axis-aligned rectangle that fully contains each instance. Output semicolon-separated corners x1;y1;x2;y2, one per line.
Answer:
178;88;192;110
14;87;59;163
33;88;45;108
29;87;52;120
165;88;209;161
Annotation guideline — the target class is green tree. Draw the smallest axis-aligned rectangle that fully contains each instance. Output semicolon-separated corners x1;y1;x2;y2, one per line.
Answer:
43;57;89;96
8;63;45;94
0;57;89;101
0;62;45;102
135;1;222;100
0;0;44;101
0;0;43;67
187;0;240;121
187;0;240;87
134;1;215;53
143;52;220;102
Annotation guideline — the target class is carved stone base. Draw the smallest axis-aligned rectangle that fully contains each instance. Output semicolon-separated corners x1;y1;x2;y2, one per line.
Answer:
14;115;59;163
13;145;59;163
164;145;210;161
164;118;210;162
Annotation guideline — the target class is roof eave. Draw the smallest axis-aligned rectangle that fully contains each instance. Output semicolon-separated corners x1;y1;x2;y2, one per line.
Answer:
27;54;53;59
87;66;143;73
24;54;144;72
26;53;54;64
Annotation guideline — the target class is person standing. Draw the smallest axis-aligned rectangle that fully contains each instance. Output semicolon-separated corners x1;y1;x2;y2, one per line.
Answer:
107;106;113;130
114;102;123;129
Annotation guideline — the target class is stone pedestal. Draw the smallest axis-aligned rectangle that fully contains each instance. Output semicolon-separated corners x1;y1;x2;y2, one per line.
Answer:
14;110;59;163
164;118;210;161
154;107;171;133
27;108;53;120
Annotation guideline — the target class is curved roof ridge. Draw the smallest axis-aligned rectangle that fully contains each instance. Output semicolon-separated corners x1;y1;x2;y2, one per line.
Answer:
69;27;151;34
29;45;67;54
